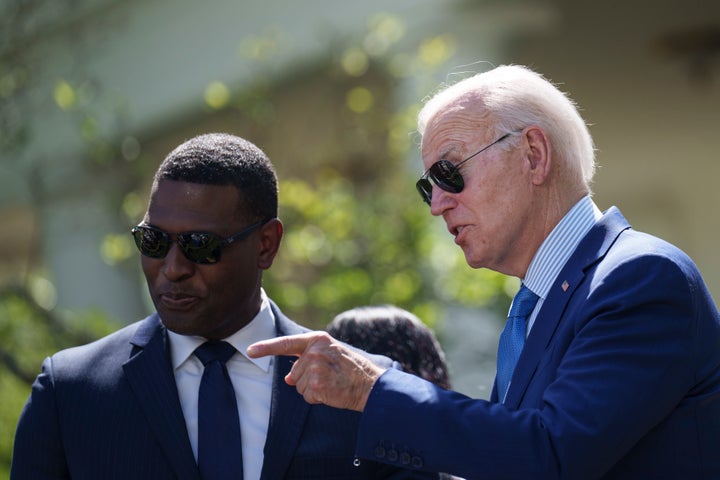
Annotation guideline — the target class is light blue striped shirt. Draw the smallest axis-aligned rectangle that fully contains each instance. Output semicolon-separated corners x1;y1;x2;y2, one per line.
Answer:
522;195;603;334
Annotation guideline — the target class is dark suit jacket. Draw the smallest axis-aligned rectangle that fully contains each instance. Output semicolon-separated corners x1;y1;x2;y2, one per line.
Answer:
356;207;720;479
11;301;435;479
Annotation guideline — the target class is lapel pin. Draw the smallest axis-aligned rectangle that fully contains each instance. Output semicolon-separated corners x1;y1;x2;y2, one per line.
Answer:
561;280;570;292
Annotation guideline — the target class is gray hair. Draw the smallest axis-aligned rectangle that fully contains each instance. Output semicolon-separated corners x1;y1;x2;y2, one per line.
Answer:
417;65;596;187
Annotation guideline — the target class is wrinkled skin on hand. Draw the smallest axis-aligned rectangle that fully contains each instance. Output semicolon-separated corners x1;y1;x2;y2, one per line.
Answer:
248;331;386;411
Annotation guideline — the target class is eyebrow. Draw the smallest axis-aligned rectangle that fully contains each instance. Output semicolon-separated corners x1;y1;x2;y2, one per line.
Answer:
437;142;464;162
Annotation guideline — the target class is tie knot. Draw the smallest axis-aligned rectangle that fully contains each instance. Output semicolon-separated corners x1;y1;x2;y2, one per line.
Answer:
509;284;539;319
194;341;236;366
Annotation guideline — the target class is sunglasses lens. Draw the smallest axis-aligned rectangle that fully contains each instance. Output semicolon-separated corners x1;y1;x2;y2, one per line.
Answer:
416;179;433;205
416;160;465;205
430;160;464;193
178;232;221;264
132;226;170;258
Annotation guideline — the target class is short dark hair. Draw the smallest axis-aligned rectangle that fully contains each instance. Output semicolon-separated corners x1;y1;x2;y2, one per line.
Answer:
327;305;451;389
154;133;278;222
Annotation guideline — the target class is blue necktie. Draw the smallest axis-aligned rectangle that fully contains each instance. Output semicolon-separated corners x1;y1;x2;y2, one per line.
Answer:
195;341;244;480
496;284;539;403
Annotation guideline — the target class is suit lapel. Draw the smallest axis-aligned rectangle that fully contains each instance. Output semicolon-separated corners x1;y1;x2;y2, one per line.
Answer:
260;306;311;480
504;207;631;408
123;314;200;480
503;265;585;407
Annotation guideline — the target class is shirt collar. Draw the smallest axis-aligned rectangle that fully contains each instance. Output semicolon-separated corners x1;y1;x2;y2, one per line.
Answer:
523;195;602;299
167;289;276;372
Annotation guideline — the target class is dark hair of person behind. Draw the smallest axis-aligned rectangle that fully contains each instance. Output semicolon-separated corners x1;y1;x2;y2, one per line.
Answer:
155;132;278;223
327;305;451;389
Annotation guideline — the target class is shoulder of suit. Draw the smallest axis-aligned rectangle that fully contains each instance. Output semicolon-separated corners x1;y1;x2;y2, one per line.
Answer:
49;317;148;369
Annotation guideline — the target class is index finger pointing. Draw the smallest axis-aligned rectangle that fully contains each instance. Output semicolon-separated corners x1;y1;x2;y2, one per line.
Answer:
247;332;314;358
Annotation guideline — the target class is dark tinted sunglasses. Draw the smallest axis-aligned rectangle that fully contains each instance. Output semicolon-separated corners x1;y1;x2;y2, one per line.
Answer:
416;131;519;205
131;220;269;264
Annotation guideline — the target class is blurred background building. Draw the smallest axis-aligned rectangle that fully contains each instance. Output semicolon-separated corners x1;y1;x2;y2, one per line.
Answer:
1;1;718;452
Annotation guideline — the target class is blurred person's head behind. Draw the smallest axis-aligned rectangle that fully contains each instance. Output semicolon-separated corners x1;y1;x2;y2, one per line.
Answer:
327;305;451;389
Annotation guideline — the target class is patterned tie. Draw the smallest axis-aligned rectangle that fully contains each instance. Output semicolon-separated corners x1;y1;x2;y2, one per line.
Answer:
496;284;539;403
195;341;244;480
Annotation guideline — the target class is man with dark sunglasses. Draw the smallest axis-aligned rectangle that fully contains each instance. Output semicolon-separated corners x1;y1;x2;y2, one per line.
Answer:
248;65;720;479
11;133;437;479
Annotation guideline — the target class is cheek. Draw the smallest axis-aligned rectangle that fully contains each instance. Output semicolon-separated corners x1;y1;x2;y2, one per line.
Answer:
475;172;521;217
141;258;160;282
201;264;244;297
462;185;516;244
202;270;252;316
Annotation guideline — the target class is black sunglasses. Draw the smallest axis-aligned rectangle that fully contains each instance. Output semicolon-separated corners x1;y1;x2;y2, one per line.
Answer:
131;220;269;264
416;130;520;205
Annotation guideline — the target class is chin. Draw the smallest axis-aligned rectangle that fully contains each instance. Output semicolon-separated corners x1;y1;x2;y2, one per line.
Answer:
159;313;201;337
462;250;486;270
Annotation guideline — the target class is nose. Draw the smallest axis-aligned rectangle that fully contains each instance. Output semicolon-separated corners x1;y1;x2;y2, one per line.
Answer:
161;243;195;281
429;184;454;216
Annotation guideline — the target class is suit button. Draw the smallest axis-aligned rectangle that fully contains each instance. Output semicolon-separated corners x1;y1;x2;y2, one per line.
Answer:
374;446;386;458
400;452;411;465
387;449;398;462
411;456;424;468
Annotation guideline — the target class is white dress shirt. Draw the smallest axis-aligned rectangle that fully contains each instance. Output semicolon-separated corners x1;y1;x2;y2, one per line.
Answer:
168;290;276;480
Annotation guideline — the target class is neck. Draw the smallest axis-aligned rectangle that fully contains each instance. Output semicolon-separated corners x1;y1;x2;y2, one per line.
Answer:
510;188;588;279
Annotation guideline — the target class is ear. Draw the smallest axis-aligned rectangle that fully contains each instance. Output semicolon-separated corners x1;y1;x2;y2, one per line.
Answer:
523;127;552;186
257;218;284;270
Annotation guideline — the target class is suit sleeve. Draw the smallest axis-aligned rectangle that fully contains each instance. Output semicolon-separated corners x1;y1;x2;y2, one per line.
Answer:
355;352;440;479
356;251;718;479
11;357;70;479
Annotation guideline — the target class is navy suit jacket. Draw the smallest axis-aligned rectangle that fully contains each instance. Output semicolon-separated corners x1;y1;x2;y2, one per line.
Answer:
356;207;720;479
11;301;435;479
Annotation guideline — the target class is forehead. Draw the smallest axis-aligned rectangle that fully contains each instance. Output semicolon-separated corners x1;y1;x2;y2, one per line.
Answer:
421;106;490;163
145;179;241;230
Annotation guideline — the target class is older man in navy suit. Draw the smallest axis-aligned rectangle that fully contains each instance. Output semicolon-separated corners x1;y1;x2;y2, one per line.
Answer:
11;133;435;479
249;65;720;479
